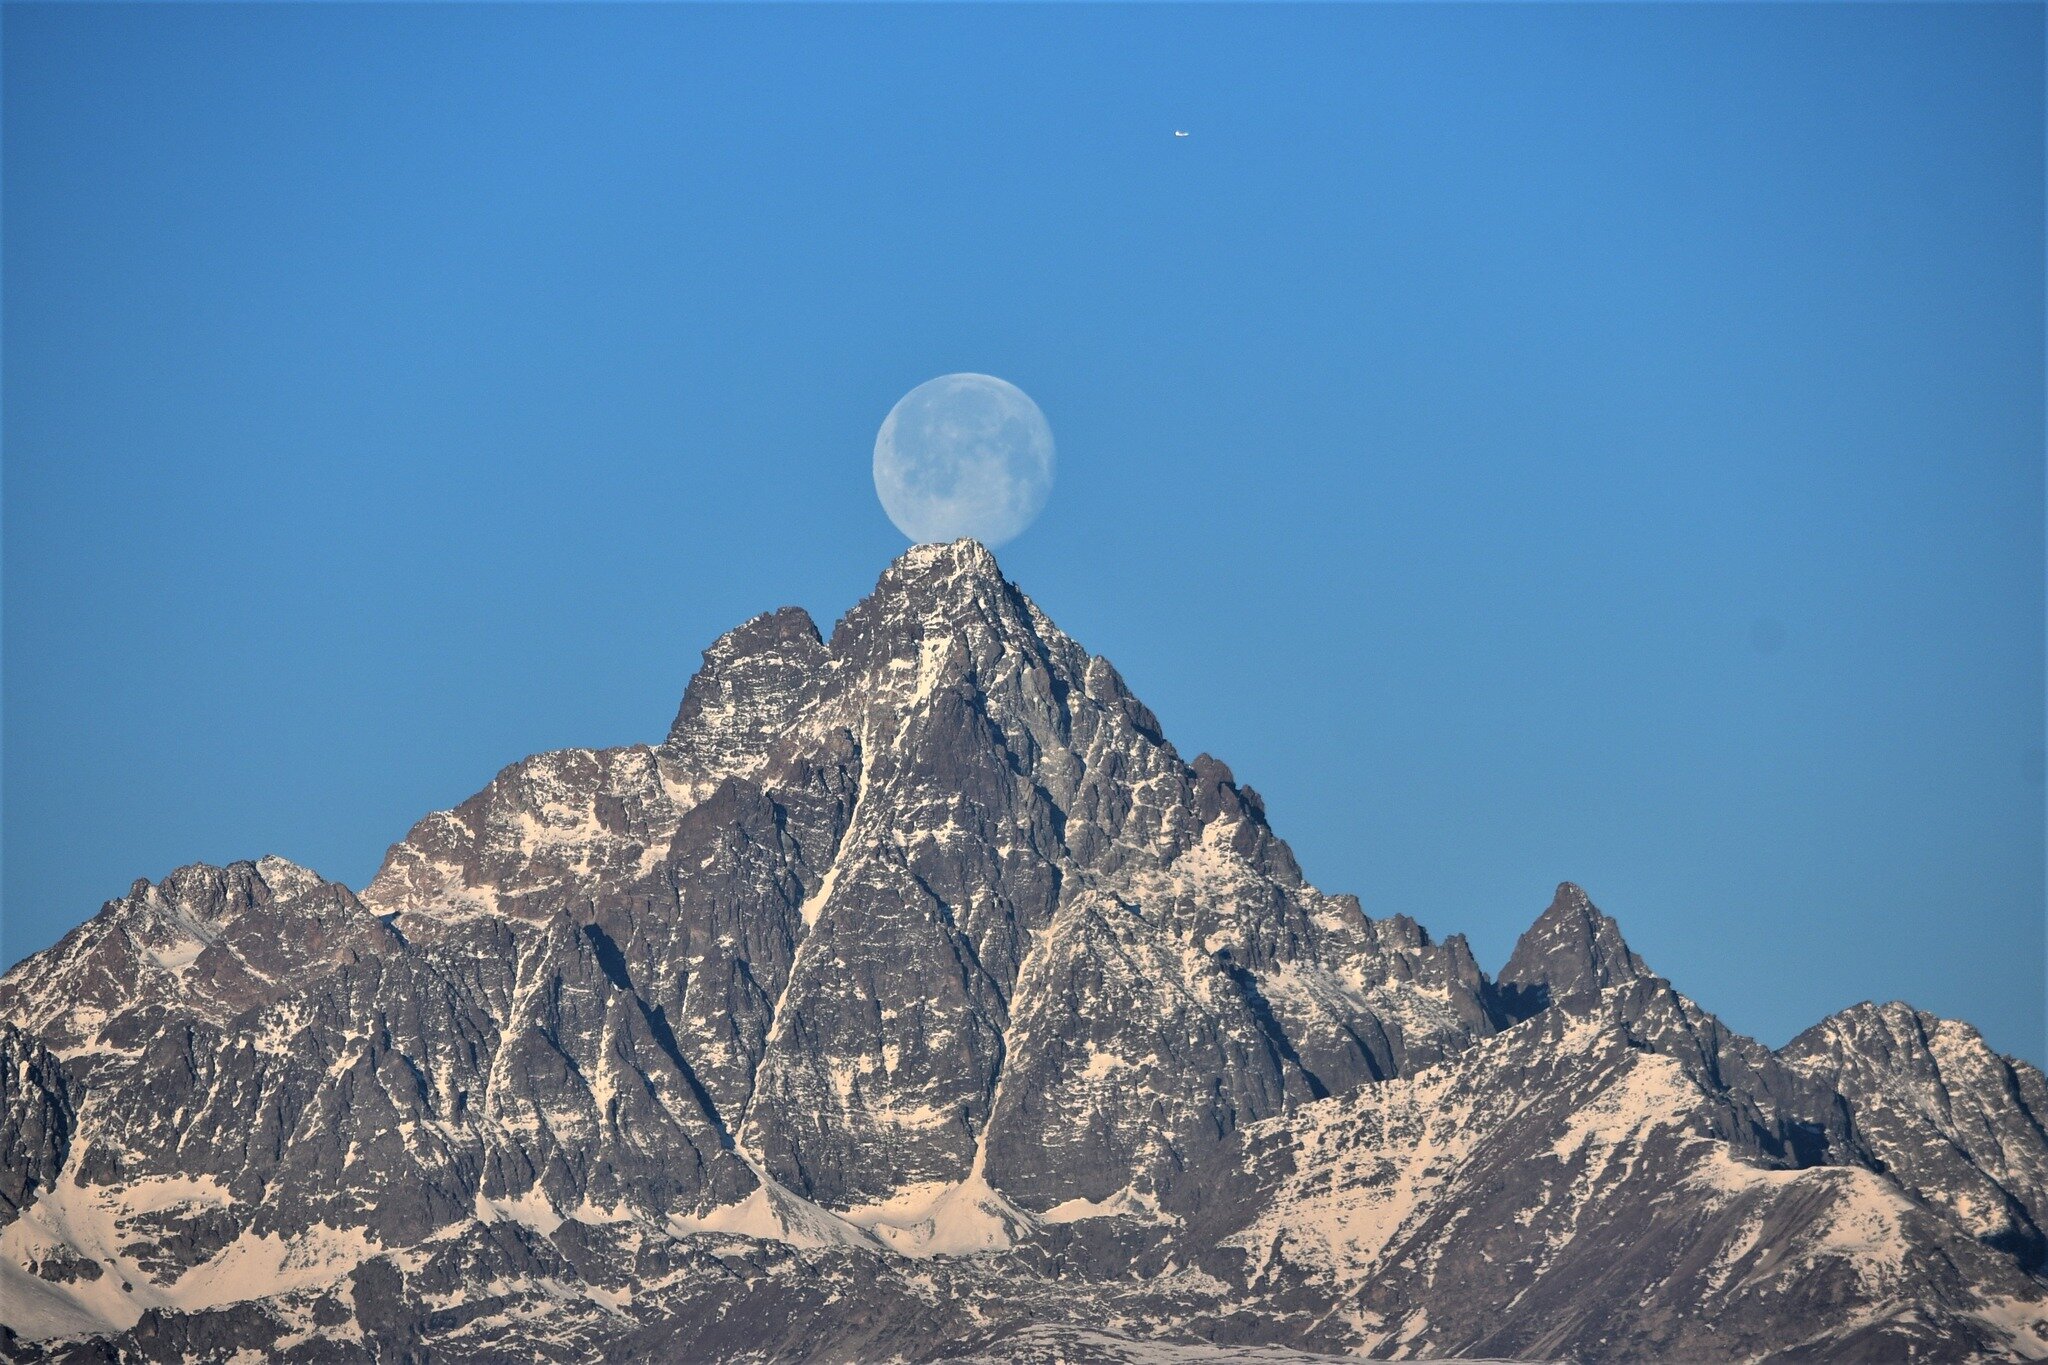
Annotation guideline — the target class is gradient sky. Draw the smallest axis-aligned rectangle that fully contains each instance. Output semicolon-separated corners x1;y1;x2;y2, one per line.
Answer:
5;3;2042;1063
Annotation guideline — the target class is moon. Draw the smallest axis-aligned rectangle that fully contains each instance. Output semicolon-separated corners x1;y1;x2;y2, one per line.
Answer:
873;373;1055;547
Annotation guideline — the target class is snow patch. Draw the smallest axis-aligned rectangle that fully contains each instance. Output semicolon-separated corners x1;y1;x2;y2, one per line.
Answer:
839;1174;1037;1257
1969;1294;2048;1359
170;1224;381;1311
667;1164;879;1252
1040;1184;1168;1225
474;1185;562;1236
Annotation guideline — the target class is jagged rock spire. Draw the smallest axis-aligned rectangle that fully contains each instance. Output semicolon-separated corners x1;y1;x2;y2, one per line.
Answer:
1496;880;1654;1019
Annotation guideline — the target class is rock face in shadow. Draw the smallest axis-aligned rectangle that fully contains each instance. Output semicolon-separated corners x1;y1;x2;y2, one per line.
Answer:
0;1025;74;1230
1495;881;1653;1019
0;540;2042;1363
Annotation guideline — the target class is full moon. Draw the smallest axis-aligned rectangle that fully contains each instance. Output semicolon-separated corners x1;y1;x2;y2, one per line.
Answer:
873;373;1055;547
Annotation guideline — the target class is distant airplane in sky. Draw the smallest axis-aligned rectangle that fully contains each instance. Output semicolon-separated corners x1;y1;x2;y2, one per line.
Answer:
1174;130;1189;138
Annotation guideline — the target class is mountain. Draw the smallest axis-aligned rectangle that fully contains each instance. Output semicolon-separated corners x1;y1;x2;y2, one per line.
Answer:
2;539;2043;1363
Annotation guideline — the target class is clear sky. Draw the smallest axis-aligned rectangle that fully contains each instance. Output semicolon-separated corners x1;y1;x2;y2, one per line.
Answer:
5;3;2041;1062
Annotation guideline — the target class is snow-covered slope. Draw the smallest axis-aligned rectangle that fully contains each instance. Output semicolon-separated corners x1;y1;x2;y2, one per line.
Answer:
1;541;2041;1363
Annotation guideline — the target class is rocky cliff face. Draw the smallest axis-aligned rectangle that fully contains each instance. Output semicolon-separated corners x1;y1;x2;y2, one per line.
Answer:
1;541;2042;1364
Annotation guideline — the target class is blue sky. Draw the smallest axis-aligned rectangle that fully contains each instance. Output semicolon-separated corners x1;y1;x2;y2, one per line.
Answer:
5;3;2041;1062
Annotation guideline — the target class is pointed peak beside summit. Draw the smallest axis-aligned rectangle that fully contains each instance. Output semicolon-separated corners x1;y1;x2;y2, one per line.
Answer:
665;607;828;755
1496;881;1656;1021
710;606;825;659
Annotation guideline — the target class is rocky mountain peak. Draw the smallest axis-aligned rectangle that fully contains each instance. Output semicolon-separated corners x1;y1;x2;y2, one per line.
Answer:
662;604;827;775
1495;881;1654;1020
346;539;1505;1216
837;537;1012;629
1782;999;2048;1271
1781;999;2037;1095
886;536;1006;588
665;542;1025;777
825;538;1060;688
4;550;2046;1362
0;858;394;1056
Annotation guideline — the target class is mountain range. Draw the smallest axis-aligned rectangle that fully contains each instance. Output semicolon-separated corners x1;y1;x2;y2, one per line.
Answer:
3;540;2044;1363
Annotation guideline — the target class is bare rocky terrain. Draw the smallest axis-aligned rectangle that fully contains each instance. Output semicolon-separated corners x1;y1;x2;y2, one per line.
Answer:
3;540;2043;1363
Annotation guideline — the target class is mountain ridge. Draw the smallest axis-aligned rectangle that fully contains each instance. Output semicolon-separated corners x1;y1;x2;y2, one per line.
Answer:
2;539;2043;1362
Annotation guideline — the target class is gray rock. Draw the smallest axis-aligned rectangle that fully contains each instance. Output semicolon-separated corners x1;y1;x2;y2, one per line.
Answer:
1495;880;1652;1018
1;540;2041;1363
1783;1000;2048;1272
0;1025;73;1228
